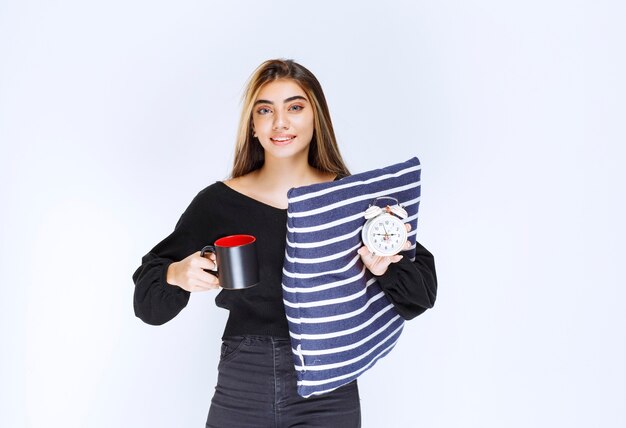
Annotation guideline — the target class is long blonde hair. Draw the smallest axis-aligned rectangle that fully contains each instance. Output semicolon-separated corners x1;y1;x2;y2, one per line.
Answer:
230;59;350;178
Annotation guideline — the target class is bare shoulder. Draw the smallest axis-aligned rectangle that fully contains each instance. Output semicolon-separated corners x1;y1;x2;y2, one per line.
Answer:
222;169;337;209
223;171;258;194
223;171;277;206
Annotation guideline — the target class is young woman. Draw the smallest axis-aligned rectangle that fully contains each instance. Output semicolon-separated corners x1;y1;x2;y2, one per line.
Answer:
133;59;437;427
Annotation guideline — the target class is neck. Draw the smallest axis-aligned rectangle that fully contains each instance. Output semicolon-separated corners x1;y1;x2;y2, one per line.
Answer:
256;155;318;190
230;152;334;210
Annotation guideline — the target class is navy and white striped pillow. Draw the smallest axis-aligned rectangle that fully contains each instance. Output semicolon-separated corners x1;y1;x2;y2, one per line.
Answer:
282;157;421;397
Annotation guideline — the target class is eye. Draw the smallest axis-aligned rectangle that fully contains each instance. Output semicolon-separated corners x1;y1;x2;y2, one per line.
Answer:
256;107;272;115
289;104;304;112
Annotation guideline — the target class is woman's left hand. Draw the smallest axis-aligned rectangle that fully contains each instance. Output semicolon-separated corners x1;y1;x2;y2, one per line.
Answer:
357;223;412;276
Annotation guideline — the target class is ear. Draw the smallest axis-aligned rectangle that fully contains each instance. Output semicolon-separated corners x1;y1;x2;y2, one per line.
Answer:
364;206;382;219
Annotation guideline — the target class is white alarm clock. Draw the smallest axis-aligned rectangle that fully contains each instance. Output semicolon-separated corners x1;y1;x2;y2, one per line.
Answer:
361;196;409;256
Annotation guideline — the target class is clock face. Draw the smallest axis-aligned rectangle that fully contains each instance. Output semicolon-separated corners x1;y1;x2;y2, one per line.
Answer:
363;213;407;256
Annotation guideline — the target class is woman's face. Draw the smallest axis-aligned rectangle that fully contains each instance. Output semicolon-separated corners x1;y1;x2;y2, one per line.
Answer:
251;79;315;162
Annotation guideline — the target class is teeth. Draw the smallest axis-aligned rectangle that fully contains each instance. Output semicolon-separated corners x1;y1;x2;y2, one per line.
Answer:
272;137;293;142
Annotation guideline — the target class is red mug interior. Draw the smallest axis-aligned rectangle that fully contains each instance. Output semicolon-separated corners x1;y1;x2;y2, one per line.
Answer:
214;234;256;248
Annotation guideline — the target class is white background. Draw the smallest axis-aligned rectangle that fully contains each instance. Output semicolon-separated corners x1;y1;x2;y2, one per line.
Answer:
1;1;625;427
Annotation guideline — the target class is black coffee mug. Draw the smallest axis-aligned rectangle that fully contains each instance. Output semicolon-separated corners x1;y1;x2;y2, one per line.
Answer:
201;234;260;290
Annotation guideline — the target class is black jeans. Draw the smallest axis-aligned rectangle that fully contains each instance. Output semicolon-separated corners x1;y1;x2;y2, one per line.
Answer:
206;335;361;428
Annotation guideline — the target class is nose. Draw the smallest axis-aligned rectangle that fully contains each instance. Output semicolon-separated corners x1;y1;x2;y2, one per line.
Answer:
272;110;289;130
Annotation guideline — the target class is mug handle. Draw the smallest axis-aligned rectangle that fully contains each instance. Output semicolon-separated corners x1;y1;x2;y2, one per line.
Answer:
200;245;219;277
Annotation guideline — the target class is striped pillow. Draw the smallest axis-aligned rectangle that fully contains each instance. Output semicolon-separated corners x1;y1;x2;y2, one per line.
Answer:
282;157;421;397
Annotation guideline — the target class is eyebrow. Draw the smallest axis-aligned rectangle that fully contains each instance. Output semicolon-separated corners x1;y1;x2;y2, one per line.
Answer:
254;95;308;106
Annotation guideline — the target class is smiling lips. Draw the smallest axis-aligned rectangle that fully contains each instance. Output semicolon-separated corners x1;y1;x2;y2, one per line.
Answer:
270;134;296;146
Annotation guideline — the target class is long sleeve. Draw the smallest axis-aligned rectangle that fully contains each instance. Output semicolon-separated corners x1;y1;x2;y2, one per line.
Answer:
376;240;438;320
132;253;190;326
133;182;298;337
132;190;211;326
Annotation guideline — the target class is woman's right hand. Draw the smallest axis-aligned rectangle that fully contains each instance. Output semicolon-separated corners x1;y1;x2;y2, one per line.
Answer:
166;251;220;292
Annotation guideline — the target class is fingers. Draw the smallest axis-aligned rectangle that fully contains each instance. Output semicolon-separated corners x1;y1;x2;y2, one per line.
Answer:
193;267;220;284
199;251;218;271
188;281;219;292
191;273;218;288
200;250;217;263
358;244;407;260
357;246;371;257
179;252;221;292
405;223;412;232
357;244;406;276
189;252;211;269
358;243;410;258
186;272;220;292
391;254;403;263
